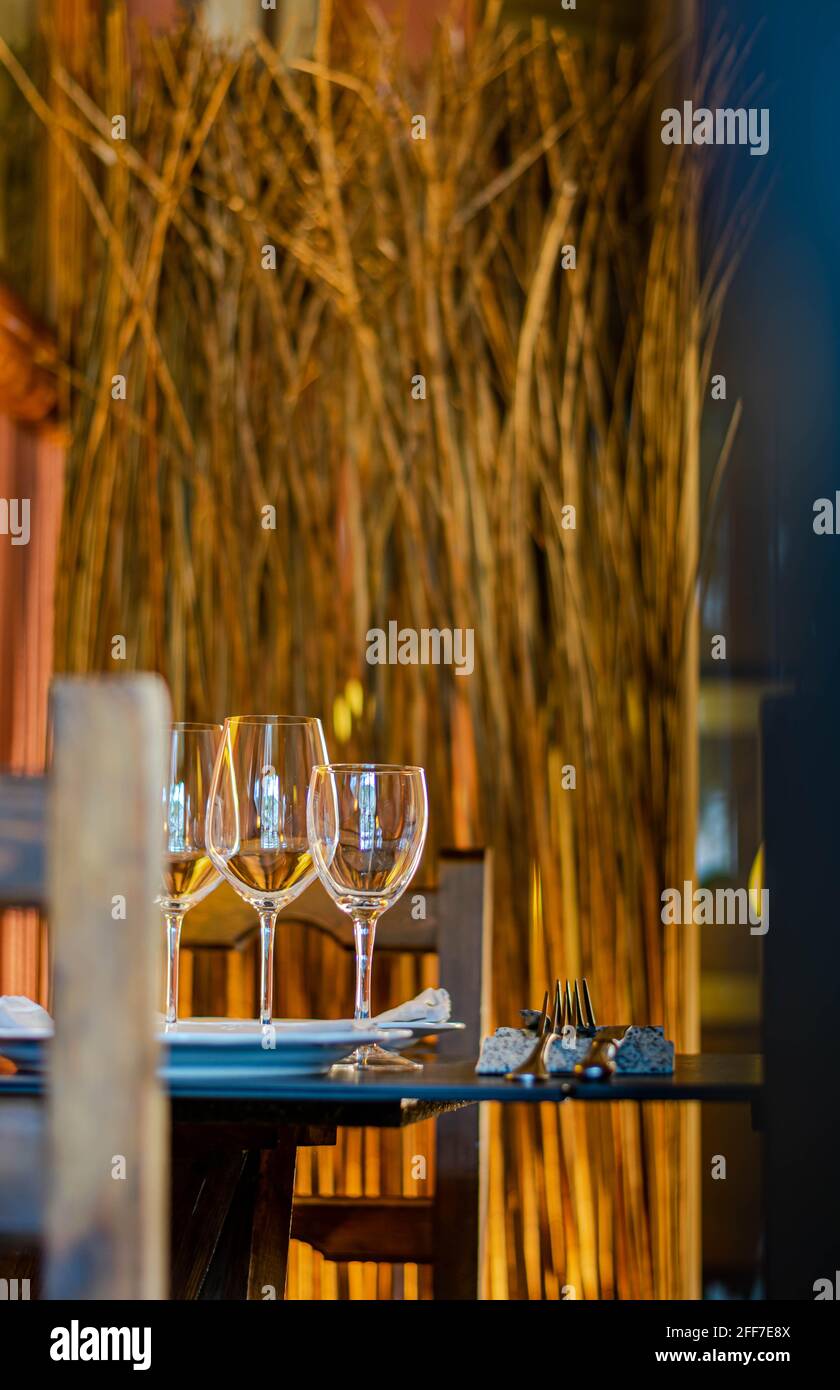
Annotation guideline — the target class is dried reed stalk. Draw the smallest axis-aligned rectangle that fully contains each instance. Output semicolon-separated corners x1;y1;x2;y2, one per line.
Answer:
0;0;752;1298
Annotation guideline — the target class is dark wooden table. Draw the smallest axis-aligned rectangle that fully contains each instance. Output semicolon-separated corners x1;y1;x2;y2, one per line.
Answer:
0;1052;762;1299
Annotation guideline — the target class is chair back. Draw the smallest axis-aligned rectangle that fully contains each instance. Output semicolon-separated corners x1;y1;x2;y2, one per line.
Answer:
285;849;494;1298
0;675;170;1299
283;849;493;1058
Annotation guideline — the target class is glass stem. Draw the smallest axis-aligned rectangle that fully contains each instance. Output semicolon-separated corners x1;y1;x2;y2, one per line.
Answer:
259;909;278;1026
164;911;184;1025
353;914;379;1022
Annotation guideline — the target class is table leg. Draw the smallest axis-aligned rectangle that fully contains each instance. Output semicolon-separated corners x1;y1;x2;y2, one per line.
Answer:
171;1131;300;1300
170;1148;248;1300
170;1124;334;1300
200;1133;299;1301
246;1137;298;1300
199;1149;262;1299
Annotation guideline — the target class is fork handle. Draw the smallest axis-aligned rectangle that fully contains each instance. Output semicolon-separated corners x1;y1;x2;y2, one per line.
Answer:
574;1036;617;1080
505;1031;555;1083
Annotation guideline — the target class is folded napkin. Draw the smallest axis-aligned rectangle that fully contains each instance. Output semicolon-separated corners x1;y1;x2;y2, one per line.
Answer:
0;995;53;1033
374;987;451;1025
476;1025;674;1075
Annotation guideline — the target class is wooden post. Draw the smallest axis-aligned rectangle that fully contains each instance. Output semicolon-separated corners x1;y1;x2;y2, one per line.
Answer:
434;850;492;1299
46;675;170;1299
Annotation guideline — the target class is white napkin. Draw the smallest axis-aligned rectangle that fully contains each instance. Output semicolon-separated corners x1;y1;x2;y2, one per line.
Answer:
374;987;451;1025
0;995;53;1034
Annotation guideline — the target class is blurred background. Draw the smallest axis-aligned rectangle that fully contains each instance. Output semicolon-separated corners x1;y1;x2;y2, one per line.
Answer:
1;0;836;1299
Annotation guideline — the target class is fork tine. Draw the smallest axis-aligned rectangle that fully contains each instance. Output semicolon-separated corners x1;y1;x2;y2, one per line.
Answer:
573;979;584;1028
552;980;562;1032
564;979;574;1028
538;989;550;1036
581;977;596;1029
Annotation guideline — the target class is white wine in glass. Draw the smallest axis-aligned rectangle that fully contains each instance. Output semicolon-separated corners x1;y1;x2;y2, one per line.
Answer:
207;715;328;1024
307;763;428;1069
156;723;223;1024
162;850;217;900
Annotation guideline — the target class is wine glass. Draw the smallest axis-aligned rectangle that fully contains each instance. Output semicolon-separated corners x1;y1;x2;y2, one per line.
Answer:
156;723;223;1024
307;763;429;1070
207;715;328;1025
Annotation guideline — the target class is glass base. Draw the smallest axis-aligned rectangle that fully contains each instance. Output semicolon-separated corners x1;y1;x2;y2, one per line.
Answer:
338;1042;423;1071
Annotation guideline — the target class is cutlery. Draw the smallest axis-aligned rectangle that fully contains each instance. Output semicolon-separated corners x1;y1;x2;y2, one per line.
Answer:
505;982;566;1084
508;976;629;1083
520;976;596;1034
573;1024;633;1080
560;976;596;1030
556;976;632;1079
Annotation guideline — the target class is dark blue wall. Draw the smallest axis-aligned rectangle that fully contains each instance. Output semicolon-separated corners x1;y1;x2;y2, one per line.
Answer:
704;0;840;688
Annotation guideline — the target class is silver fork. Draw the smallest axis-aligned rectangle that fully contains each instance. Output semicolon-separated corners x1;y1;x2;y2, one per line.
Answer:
570;977;597;1031
572;980;633;1079
506;981;566;1084
506;976;598;1084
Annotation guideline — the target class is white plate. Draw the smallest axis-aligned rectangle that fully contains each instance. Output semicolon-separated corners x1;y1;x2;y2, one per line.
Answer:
0;1036;48;1073
0;1019;412;1078
302;1017;466;1042
160;1018;384;1047
160;1019;411;1076
376;1020;466;1045
0;1002;53;1073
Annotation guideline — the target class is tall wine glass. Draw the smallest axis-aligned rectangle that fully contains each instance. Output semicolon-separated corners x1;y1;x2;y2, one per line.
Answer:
207;715;328;1025
156;723;223;1024
307;763;428;1069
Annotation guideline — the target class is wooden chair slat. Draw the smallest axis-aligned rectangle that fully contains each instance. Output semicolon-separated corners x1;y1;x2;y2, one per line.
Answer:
45;675;171;1300
436;850;492;1060
291;1196;435;1263
433;850;492;1297
185;876;439;954
0;774;46;907
0;1100;44;1238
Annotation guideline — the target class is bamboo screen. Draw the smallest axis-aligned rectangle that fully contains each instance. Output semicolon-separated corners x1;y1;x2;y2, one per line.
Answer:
0;0;747;1297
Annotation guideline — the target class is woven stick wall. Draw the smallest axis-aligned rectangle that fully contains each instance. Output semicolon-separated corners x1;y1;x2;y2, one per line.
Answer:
0;0;746;1297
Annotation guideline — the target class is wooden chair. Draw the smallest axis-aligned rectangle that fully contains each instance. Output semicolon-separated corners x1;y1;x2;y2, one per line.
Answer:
0;675;170;1298
186;848;493;1300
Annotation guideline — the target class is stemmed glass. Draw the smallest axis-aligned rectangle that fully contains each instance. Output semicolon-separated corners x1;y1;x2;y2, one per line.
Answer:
207;715;328;1025
307;763;429;1070
156;723;223;1024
